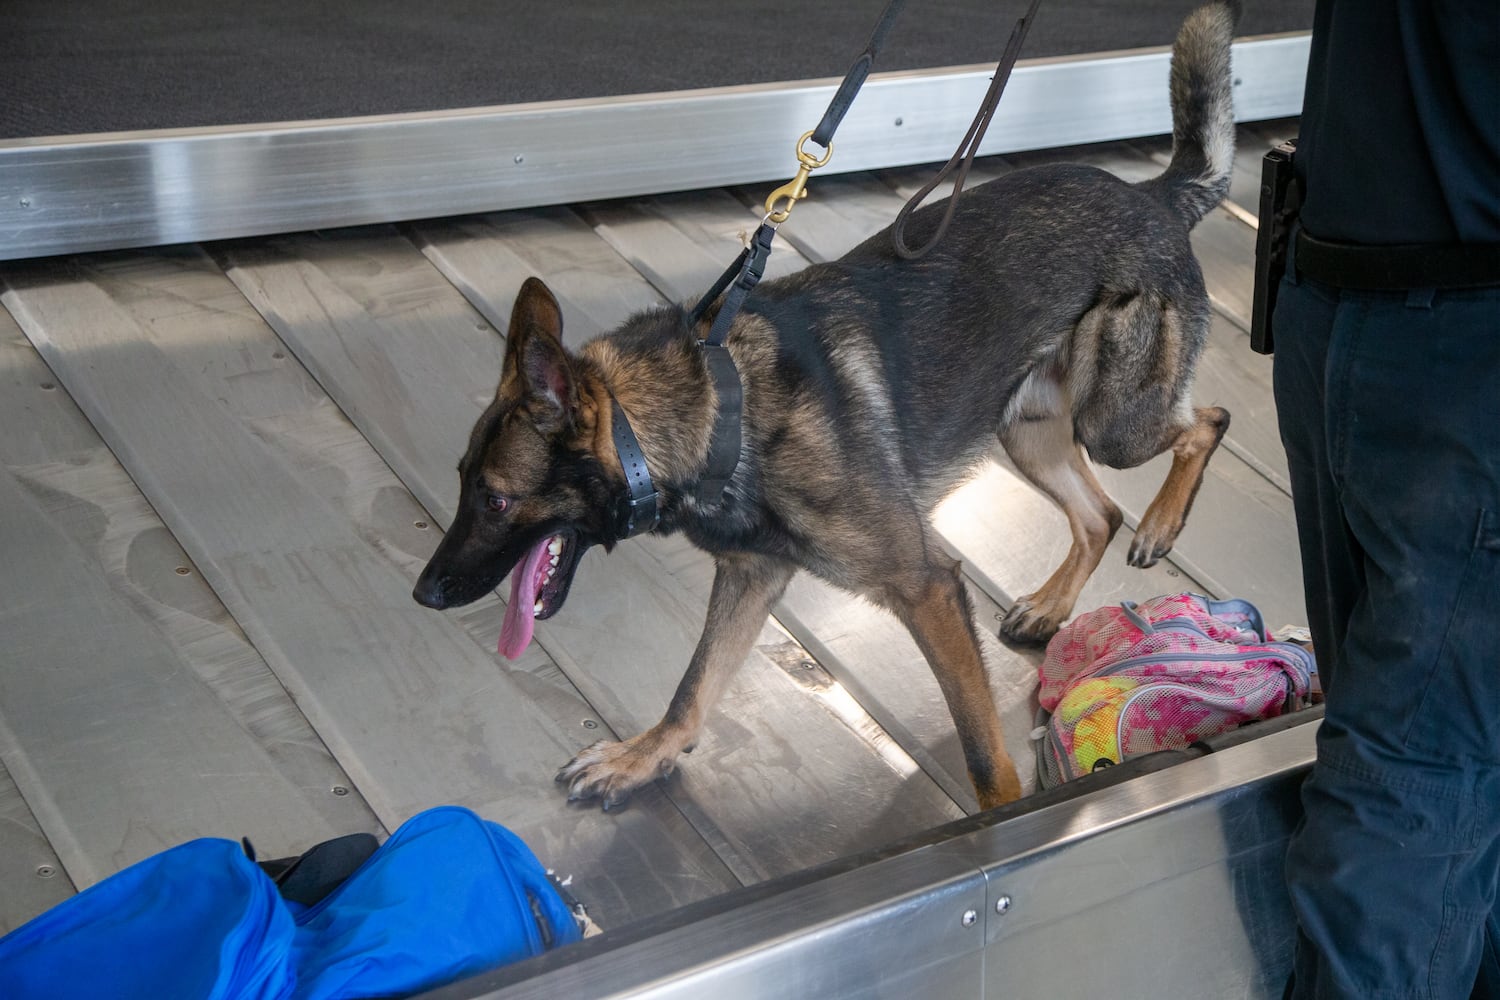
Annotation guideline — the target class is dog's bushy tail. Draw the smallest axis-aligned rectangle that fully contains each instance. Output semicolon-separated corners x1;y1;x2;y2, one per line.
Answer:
1145;0;1240;227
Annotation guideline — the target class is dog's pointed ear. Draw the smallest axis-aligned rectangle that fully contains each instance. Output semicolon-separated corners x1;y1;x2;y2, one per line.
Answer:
503;277;576;434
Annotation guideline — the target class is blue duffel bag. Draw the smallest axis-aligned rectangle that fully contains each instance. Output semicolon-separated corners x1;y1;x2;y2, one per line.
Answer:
0;806;581;999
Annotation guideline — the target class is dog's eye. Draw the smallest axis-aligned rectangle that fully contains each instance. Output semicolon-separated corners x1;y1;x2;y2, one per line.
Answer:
486;495;509;513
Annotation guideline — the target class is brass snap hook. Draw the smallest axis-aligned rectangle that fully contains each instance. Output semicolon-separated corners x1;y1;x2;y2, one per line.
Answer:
763;131;834;223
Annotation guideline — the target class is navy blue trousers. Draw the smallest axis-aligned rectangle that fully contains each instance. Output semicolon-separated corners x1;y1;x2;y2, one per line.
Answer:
1273;267;1500;999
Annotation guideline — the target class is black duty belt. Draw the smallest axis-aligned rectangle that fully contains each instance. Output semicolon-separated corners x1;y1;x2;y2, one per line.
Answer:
1295;229;1500;291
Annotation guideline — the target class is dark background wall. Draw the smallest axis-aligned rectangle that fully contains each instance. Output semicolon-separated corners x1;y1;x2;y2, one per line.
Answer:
3;0;1313;138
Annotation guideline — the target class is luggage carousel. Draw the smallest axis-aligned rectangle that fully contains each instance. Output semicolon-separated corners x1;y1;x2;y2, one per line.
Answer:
1;3;1313;996
2;0;1311;259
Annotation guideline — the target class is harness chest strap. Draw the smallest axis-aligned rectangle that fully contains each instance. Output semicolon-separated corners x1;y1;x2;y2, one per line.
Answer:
689;221;775;506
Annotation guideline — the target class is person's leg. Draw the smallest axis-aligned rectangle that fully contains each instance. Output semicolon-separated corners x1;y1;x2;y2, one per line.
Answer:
1474;908;1500;998
1281;285;1500;999
1273;273;1362;1000
1272;275;1364;694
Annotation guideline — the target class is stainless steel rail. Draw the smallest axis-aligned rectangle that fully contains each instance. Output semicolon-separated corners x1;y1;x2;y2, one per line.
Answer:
424;720;1315;1000
0;35;1308;261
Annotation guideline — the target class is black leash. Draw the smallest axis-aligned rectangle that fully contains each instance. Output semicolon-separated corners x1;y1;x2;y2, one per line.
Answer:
679;0;909;509
891;0;1043;259
612;0;1039;532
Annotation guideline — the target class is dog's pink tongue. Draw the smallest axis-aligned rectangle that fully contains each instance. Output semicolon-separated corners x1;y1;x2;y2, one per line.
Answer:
498;537;551;660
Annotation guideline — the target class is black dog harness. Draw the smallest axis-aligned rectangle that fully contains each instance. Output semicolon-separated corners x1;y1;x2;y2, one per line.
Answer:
605;3;907;539
605;0;1042;540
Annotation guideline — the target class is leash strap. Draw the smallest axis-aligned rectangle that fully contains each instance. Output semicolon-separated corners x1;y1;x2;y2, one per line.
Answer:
698;222;776;347
683;0;908;507
811;0;908;149
610;397;660;539
891;0;1042;260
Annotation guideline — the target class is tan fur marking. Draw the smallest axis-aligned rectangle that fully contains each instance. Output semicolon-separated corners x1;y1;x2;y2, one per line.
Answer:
1129;405;1229;567
999;399;1124;641
557;553;795;807
883;561;1023;809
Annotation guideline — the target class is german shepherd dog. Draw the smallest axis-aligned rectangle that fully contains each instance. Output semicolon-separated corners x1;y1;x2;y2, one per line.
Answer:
415;2;1238;811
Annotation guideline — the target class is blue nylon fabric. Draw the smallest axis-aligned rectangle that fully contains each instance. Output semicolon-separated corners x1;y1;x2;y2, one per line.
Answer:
0;807;579;999
0;838;295;1000
291;806;580;999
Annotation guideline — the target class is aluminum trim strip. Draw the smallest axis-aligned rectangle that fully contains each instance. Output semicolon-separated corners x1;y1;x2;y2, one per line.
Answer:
420;720;1317;999
0;35;1307;261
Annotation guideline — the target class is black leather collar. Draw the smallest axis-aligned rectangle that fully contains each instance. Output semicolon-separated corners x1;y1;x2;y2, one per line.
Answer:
610;396;660;540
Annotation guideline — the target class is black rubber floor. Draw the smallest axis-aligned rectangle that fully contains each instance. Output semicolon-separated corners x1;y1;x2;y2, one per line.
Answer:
3;0;1312;139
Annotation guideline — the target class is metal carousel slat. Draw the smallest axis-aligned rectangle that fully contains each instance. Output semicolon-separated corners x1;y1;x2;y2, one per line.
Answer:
215;224;966;881
0;250;738;926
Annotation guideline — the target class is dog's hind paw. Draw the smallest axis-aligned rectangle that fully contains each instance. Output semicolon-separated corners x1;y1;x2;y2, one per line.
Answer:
555;734;680;812
999;596;1066;644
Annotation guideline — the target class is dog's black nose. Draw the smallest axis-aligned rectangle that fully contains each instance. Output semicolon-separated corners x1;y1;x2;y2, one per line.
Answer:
412;573;449;609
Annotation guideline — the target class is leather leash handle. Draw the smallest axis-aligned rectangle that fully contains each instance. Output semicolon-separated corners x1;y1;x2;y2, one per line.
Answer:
891;0;1043;260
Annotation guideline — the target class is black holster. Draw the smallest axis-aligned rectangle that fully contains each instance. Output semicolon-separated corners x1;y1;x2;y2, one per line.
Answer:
1250;138;1299;355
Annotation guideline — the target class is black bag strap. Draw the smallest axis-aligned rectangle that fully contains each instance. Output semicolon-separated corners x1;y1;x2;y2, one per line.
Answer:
247;831;380;908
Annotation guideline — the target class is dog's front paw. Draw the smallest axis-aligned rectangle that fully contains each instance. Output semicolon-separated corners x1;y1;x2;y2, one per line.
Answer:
1126;518;1181;568
999;594;1067;644
556;733;680;811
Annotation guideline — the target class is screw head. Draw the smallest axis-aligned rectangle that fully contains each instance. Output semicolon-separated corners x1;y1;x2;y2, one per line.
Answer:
19;197;31;208
995;894;1012;914
514;154;525;164
961;909;978;927
174;566;191;576
331;785;350;797
414;520;429;530
582;719;599;730
894;117;904;127
36;864;56;879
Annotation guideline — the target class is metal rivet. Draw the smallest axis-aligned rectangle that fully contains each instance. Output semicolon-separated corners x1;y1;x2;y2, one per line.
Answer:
40;381;56;390
582;719;599;730
19;197;31;208
1167;569;1180;578
962;909;978;927
174;566;191;576
800;660;817;670
36;864;56;879
271;350;285;360
995;894;1012;914
331;785;350;797
414;520;429;530
894;117;904;127
514;154;525;164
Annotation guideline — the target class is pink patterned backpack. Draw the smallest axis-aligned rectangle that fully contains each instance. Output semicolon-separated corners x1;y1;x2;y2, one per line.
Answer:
1033;594;1315;788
